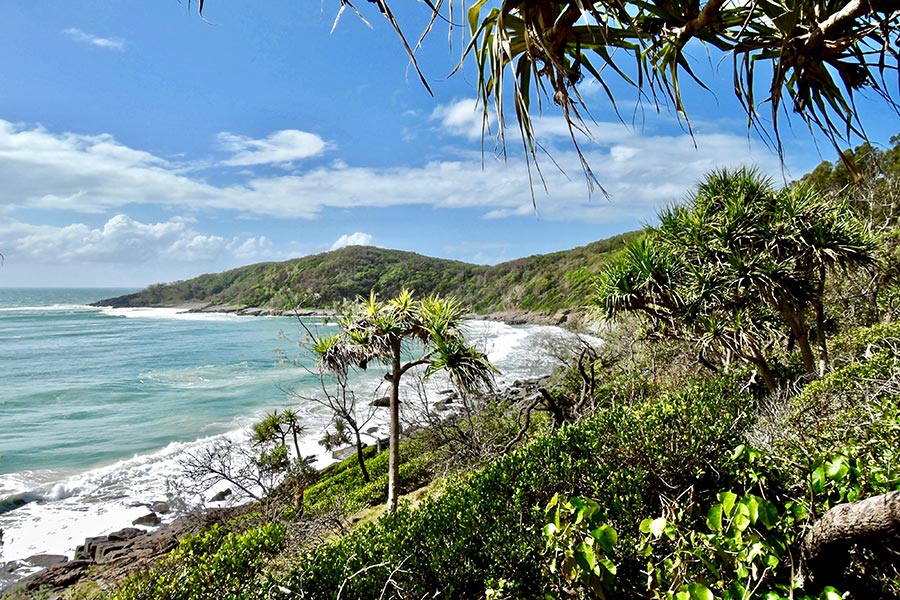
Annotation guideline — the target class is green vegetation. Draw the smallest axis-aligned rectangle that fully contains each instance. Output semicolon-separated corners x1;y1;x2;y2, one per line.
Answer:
113;523;286;600
88;327;899;599
596;167;876;389
93;233;638;314
313;290;497;511
28;141;900;600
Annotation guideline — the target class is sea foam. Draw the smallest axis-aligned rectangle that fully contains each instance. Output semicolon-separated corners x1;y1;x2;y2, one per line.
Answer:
0;314;595;585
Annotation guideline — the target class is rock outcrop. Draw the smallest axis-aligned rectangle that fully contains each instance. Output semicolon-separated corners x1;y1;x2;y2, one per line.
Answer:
2;507;247;597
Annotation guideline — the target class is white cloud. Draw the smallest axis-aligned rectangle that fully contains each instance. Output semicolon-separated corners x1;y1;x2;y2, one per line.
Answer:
430;99;632;145
63;28;125;51
330;232;373;250
0;214;280;264
0;119;797;226
218;130;328;167
431;99;487;141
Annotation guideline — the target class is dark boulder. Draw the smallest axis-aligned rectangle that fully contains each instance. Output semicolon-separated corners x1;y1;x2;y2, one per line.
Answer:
5;560;91;594
209;488;232;503
75;535;109;561
24;554;68;568
132;512;161;527
108;527;144;542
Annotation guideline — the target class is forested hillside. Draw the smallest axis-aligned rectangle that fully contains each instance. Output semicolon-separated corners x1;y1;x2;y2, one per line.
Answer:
16;139;900;600
95;232;638;313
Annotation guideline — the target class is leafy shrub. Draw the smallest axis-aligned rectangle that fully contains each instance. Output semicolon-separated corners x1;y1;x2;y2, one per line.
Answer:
304;446;434;515
113;522;285;600
279;375;752;599
543;494;617;597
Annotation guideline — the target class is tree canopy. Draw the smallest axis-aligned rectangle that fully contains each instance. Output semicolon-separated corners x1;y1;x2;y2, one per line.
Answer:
198;0;898;186
595;167;877;389
313;290;497;510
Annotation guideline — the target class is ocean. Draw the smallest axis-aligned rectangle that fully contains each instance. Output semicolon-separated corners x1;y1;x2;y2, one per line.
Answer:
0;288;585;584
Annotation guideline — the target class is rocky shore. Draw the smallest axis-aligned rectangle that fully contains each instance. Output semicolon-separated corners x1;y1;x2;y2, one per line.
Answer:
1;506;249;598
0;373;557;599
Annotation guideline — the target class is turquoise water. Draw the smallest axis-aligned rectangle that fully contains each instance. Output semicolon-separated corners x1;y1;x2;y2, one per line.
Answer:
0;288;581;578
0;288;327;476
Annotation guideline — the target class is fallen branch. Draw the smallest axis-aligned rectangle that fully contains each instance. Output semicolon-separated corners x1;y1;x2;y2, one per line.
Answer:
801;490;900;591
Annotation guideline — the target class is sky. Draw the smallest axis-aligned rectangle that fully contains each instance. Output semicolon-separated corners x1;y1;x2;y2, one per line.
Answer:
0;1;897;288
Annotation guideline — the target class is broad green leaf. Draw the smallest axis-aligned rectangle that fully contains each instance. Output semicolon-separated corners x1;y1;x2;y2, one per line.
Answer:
743;495;760;524
545;492;560;512
746;540;764;562
826;456;850;481
592;524;617;553
757;498;779;529
575;542;597;572
821;587;843;600
598;556;617;576
686;582;714;600
734;503;751;532
790;502;809;521
718;491;738;516
811;466;826;493
707;504;724;532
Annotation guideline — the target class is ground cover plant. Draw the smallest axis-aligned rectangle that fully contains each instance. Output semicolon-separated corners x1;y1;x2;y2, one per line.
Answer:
93;320;899;599
23;153;900;600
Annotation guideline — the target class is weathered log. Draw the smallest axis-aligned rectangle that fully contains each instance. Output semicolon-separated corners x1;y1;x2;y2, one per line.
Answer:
801;490;900;592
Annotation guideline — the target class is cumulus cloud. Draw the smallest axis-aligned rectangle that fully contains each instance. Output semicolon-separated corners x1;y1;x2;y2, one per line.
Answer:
431;99;487;141
330;232;374;251
0;119;797;225
430;99;630;145
63;28;125;51
218;130;328;167
0;214;278;264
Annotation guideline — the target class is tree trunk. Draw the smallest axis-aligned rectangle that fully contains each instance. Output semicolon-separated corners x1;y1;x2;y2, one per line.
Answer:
291;428;301;463
347;417;371;482
751;355;778;392
386;337;402;512
801;490;900;593
814;264;828;377
731;340;777;391
538;387;566;429
782;306;817;376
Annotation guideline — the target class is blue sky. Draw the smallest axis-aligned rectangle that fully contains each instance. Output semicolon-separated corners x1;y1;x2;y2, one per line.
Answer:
0;1;897;288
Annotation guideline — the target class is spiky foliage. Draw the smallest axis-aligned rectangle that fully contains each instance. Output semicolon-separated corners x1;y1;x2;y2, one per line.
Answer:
596;167;877;389
312;289;498;510
193;1;898;191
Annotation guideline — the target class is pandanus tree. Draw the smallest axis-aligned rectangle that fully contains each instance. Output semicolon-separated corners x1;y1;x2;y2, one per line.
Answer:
252;408;304;461
596;167;876;390
313;290;497;511
194;1;899;190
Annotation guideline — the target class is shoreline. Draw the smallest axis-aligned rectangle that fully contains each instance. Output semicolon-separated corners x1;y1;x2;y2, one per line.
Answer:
1;373;554;597
1;303;591;595
96;301;594;329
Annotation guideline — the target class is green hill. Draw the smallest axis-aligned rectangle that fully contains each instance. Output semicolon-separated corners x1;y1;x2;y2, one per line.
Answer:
94;231;639;313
